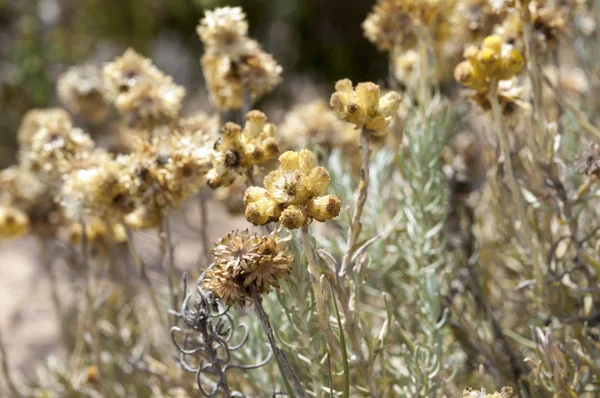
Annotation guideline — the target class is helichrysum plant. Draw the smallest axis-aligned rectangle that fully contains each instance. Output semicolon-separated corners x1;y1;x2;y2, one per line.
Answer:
2;2;600;398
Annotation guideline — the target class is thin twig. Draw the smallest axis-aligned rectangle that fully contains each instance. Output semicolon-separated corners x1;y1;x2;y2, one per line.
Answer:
488;79;544;294
125;226;168;329
339;128;372;278
252;288;306;398
300;224;335;352
542;73;600;142
80;221;105;394
0;329;20;397
198;190;212;267
159;216;178;325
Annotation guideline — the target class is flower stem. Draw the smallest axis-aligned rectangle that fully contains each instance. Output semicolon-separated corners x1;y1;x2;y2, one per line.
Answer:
81;221;105;395
159;216;178;325
198;190;212;267
252;288;305;398
301;224;336;352
488;80;543;294
125;226;169;329
0;329;20;397
339;128;372;278
520;3;549;160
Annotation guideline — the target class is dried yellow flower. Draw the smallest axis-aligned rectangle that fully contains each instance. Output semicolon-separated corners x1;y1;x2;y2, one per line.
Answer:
207;111;279;188
104;48;185;128
454;35;524;91
243;149;341;229
330;79;401;135
198;7;282;111
17;108;72;149
197;6;250;58
57;65;110;124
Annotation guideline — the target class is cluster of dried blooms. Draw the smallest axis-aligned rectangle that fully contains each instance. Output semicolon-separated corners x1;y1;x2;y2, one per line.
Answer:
198;6;282;111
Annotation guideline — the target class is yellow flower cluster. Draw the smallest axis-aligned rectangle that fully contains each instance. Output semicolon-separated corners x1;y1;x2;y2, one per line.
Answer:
243;149;341;229
0;205;29;239
57;65;110;124
330;79;401;136
103;49;185;128
454;35;524;91
202;229;293;306
207;110;279;188
198;7;282;110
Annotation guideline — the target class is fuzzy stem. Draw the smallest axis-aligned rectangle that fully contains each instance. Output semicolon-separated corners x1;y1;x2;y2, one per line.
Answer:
0;329;20;397
81;221;105;394
301;224;336;352
339;128;372;278
488;80;543;294
542;73;600;141
252;288;305;398
159;216;178;325
198;190;212;266
125;226;169;329
520;3;549;160
417;26;431;115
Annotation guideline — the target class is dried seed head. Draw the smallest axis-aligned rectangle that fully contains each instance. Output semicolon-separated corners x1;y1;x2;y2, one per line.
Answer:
203;229;293;305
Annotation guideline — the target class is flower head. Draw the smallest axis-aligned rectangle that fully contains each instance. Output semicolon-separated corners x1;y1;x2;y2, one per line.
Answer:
202;229;293;305
57;65;110;124
330;79;401;135
104;48;185;128
198;7;282;111
243;149;341;229
454;35;524;91
197;7;249;58
17;108;72;149
207;110;279;188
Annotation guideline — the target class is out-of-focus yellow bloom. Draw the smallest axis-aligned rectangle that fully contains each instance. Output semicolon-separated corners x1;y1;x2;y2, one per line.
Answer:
279;99;358;151
0;206;29;239
454;35;524;91
57;65;110;124
330;79;401;136
198;7;282;111
197;7;249;58
104;48;185;128
243;149;341;229
67;217;126;246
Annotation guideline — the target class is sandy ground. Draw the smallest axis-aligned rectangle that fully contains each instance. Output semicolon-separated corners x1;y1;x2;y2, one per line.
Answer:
0;197;247;391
